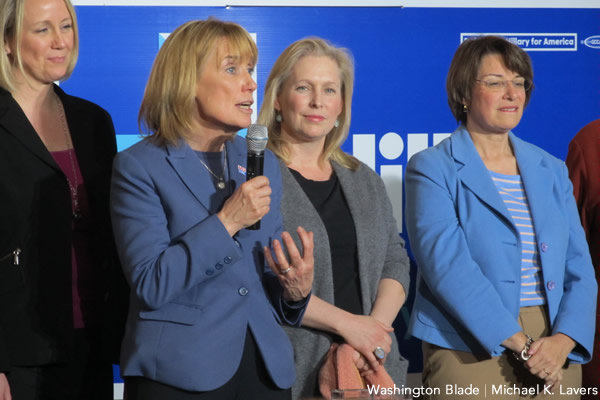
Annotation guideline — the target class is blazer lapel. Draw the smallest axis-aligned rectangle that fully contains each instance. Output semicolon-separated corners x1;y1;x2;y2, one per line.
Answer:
451;125;516;231
0;89;60;172
511;133;552;237
334;164;368;251
225;137;246;194
56;86;100;181
279;159;327;236
334;162;362;225
334;162;372;311
165;135;246;212
166;139;219;211
279;160;335;302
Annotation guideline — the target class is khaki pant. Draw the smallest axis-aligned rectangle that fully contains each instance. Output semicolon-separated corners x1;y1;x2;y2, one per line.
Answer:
421;306;582;399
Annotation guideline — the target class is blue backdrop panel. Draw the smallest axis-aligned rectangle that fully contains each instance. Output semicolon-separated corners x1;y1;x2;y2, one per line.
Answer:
64;6;600;376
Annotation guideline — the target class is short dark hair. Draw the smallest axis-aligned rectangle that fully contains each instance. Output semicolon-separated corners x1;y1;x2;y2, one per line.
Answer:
446;35;534;124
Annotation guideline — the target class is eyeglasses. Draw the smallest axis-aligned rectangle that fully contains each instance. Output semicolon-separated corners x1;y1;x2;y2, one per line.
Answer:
475;78;532;92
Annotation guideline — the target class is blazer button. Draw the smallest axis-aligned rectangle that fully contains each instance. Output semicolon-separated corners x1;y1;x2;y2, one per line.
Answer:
224;256;232;264
546;281;556;291
238;287;249;296
541;242;549;252
215;262;223;270
205;269;215;276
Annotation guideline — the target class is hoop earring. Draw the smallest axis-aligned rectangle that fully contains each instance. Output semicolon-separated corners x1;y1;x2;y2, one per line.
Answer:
334;120;340;128
275;113;282;123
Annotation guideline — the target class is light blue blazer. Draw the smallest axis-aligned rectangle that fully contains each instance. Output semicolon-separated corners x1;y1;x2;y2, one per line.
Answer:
406;125;596;363
110;135;304;391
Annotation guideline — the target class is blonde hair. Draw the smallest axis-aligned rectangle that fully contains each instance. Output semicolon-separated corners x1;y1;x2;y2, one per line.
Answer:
139;17;257;146
0;0;79;92
258;37;358;170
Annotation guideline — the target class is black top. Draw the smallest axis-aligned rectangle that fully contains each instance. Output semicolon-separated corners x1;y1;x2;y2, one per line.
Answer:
289;168;363;315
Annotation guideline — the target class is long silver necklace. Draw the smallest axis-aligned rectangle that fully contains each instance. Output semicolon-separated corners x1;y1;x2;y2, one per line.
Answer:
55;93;82;221
198;146;227;190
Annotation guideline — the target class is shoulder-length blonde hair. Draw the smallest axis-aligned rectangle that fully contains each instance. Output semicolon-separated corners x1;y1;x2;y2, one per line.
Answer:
258;37;359;170
139;17;257;146
0;0;79;93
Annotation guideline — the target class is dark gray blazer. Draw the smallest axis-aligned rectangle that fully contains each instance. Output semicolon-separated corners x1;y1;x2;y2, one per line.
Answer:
279;158;410;399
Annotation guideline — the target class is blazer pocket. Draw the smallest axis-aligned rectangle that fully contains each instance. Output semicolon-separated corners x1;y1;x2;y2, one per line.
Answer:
0;247;21;266
0;247;24;290
138;301;203;326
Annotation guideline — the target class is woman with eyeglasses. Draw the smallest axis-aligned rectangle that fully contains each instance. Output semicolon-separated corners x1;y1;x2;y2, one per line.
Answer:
406;35;596;399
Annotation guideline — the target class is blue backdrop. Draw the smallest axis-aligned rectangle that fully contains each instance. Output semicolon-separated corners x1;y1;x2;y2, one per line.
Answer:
62;5;600;378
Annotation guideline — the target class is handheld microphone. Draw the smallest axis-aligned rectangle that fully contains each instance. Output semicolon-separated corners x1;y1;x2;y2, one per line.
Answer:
246;124;269;230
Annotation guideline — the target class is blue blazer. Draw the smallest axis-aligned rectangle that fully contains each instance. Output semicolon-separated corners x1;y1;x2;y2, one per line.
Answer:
406;125;597;363
110;135;303;391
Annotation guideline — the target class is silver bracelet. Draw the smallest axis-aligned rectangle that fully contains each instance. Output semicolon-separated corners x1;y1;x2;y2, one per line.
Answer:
513;334;534;362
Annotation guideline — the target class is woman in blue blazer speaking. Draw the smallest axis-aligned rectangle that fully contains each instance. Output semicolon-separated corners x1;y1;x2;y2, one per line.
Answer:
406;35;596;398
110;19;314;400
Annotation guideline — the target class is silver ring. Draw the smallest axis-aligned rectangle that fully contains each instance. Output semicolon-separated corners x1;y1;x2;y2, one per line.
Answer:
280;267;292;275
373;346;385;360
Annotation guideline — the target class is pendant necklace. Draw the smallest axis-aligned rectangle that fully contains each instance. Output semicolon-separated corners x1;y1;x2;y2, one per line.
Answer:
198;146;227;190
55;93;83;221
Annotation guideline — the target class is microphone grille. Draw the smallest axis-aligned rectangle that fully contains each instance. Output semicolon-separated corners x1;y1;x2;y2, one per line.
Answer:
247;124;269;153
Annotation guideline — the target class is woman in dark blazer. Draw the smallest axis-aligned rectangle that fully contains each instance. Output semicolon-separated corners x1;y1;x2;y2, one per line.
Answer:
0;0;124;398
258;37;410;399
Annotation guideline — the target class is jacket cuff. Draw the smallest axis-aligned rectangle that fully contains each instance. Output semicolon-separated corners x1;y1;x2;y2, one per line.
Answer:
279;291;312;327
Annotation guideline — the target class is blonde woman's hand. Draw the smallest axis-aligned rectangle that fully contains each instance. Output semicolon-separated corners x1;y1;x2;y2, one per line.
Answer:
264;226;314;302
337;314;393;372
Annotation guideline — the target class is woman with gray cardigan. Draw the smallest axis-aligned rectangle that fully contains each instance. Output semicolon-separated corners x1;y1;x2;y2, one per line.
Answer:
259;37;410;400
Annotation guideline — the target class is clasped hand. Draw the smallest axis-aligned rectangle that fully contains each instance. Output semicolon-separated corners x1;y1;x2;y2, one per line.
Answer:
525;333;575;390
340;315;394;374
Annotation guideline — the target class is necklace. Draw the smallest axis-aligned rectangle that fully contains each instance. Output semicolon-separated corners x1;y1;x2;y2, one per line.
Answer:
198;146;227;190
55;93;82;221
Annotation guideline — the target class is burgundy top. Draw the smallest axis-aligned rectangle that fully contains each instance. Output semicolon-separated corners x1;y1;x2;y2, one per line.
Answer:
51;149;95;329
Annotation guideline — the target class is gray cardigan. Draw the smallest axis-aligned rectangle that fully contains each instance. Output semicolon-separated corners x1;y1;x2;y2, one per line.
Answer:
280;159;410;399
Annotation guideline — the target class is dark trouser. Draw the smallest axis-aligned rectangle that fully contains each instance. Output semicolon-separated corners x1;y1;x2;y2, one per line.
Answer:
125;329;291;400
6;329;113;400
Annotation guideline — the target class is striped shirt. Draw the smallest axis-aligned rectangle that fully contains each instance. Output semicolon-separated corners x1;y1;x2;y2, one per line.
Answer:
489;170;546;306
